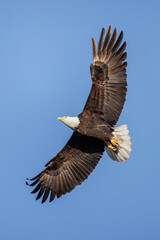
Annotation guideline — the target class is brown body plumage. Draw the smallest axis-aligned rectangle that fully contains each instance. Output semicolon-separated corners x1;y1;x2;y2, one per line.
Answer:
26;26;131;203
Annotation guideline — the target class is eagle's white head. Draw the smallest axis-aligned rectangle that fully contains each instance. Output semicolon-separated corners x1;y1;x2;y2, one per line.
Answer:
57;116;80;130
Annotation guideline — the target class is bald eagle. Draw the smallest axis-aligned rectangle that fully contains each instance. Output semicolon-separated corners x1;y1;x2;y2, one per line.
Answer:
26;26;132;203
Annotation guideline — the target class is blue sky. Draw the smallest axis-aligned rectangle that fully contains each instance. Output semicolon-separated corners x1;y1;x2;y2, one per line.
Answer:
0;0;160;239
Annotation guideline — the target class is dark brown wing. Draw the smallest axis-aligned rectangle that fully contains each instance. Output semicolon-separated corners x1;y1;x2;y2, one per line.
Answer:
83;26;127;126
26;131;104;203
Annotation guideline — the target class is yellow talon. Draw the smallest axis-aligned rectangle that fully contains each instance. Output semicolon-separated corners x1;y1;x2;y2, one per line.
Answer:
111;139;118;147
107;139;119;152
108;144;117;151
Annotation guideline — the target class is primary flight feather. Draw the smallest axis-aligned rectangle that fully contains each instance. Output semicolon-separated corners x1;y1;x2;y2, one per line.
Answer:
26;26;132;203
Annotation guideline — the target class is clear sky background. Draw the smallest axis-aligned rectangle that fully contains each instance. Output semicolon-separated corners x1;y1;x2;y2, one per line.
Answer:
0;0;160;239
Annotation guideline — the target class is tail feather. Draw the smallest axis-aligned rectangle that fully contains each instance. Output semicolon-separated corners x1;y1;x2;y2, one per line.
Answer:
106;124;132;163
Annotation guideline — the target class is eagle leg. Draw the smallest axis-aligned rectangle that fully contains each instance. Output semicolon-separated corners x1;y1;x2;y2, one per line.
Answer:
107;139;119;152
111;139;118;147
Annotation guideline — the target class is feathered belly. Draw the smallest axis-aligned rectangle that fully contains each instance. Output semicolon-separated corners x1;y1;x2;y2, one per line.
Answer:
77;122;112;144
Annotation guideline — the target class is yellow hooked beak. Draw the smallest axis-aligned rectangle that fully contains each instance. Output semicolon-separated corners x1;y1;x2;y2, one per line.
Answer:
57;117;64;121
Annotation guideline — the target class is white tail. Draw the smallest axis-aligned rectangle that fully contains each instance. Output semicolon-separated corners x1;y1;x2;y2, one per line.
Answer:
106;124;132;163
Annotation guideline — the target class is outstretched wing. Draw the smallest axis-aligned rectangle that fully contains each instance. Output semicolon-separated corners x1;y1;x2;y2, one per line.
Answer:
83;26;127;126
26;132;104;203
